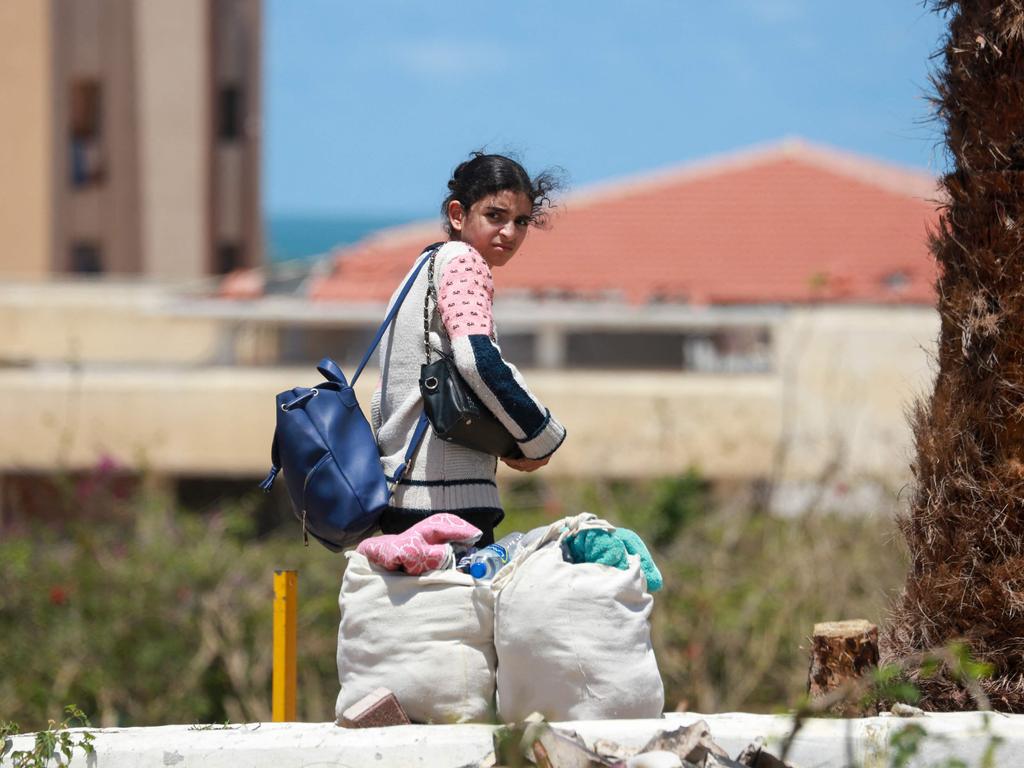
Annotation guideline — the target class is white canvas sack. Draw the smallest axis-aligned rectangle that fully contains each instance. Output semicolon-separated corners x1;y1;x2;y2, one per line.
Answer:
492;513;665;722
335;551;496;724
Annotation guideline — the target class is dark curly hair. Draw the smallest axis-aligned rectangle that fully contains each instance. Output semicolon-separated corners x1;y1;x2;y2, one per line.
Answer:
441;152;564;237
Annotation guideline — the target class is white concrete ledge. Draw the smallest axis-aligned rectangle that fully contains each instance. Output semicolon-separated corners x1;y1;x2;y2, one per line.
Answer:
3;712;1021;767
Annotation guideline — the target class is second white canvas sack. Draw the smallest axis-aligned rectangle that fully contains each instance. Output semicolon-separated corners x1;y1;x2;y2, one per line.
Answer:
335;551;496;724
492;515;665;722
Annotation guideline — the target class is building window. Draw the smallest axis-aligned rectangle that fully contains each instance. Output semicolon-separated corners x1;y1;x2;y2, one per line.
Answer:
218;85;243;141
883;270;910;292
70;242;104;274
69;80;104;187
566;331;686;370
496;333;536;368
563;327;773;372
216;242;244;274
682;328;773;373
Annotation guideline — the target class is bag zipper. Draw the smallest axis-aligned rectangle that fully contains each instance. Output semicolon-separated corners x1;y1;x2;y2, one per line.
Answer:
300;454;331;547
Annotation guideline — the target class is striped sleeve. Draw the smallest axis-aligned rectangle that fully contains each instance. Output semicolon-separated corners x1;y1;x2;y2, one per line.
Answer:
437;244;566;460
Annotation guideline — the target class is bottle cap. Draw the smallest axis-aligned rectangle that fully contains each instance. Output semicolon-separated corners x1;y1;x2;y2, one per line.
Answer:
469;562;488;579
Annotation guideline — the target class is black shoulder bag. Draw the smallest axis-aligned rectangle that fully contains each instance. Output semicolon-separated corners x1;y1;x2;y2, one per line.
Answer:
418;248;523;459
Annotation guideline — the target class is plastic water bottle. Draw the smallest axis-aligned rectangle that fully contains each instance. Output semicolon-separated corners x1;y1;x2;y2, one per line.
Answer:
455;547;478;572
466;528;547;580
466;536;518;580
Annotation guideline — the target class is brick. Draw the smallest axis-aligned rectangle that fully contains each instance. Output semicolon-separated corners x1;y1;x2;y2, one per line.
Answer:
337;687;410;728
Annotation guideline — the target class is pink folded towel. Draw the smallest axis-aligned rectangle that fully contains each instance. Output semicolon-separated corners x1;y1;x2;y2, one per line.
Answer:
357;514;483;575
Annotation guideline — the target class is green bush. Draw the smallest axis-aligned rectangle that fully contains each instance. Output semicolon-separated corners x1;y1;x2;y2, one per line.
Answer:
0;474;906;729
0;489;345;728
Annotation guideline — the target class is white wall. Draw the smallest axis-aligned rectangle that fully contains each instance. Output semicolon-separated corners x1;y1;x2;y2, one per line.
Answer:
0;288;939;489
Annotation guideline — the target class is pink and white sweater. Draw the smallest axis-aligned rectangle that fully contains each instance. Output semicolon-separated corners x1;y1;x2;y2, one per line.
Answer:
371;241;566;537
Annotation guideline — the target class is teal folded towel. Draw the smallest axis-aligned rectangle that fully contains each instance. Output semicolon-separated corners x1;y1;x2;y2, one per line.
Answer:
613;528;663;593
564;528;663;592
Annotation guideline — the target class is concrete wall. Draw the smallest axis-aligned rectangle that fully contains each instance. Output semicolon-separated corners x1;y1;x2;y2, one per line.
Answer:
3;713;1021;768
775;305;938;483
0;283;229;366
0;365;783;479
0;0;53;278
134;0;210;280
0;286;940;487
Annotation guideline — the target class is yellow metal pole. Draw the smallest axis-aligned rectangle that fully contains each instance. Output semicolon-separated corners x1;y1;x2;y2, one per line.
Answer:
272;569;297;722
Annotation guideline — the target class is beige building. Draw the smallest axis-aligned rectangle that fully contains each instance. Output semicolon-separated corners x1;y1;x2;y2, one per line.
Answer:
0;283;938;518
0;0;262;280
0;140;941;521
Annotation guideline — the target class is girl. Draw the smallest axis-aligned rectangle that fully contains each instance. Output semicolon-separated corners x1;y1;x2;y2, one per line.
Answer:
371;153;566;546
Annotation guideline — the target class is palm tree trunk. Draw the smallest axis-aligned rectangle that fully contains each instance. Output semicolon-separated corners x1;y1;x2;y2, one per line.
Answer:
883;0;1024;711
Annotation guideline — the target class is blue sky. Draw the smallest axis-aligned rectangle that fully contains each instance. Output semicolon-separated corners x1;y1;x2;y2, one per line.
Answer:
264;1;948;217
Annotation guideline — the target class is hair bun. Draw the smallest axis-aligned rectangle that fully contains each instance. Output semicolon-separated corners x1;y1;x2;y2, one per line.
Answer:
440;151;563;237
451;160;471;183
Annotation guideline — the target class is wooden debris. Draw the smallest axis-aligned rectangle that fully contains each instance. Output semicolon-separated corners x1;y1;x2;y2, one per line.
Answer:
704;754;750;768
531;738;556;768
592;737;636;761
489;714;794;768
493;713;616;768
527;724;613;768
736;737;794;768
639;719;730;764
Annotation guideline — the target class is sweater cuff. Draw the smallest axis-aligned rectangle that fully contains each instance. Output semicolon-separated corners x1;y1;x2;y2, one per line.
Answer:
516;410;567;460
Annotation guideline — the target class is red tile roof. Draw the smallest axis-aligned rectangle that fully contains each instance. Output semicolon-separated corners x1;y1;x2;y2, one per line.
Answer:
309;139;942;306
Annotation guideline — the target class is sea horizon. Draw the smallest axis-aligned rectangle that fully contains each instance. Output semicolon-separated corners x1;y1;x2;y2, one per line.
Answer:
265;211;430;263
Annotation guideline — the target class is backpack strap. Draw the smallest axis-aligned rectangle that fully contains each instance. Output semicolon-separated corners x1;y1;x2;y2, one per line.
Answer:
260;243;443;494
351;242;443;387
386;410;430;490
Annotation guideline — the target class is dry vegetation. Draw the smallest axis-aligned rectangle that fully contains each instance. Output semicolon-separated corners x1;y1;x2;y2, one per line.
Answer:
883;0;1024;710
0;474;907;729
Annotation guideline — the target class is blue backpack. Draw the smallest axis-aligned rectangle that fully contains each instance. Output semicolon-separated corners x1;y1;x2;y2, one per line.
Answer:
259;246;437;551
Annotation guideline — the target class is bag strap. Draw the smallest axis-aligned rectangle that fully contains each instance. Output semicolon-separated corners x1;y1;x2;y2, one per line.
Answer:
352;242;443;386
261;244;443;494
423;248;449;365
422;246;496;365
262;410;430;494
386;410;430;489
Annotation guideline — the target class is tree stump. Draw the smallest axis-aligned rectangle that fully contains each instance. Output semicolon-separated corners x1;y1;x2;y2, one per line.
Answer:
808;620;879;713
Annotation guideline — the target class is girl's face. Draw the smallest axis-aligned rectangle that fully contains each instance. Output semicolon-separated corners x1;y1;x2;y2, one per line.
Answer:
447;189;532;268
